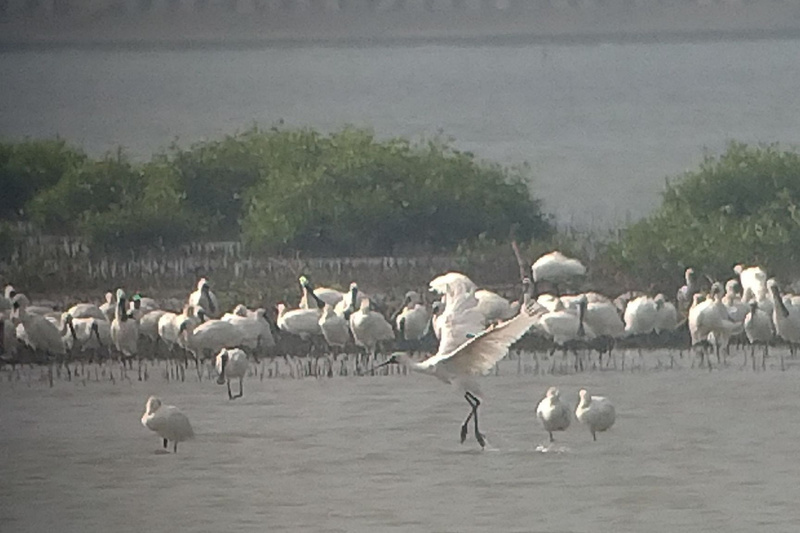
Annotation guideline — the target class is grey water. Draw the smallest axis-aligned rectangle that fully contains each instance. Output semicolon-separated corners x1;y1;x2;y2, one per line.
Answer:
1;39;799;224
2;358;800;533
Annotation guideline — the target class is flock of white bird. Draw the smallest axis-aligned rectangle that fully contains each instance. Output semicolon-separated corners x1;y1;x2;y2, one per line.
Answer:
3;250;799;451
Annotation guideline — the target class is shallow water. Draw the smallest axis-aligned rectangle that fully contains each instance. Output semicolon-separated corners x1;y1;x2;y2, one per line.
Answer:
2;352;800;533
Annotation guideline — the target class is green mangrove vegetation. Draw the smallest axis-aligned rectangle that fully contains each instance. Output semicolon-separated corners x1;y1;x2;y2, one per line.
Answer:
1;126;551;255
2;129;799;288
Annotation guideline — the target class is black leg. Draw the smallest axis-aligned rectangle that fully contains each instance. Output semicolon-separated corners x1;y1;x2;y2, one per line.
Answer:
173;441;178;453
227;380;233;400
163;438;168;449
461;393;474;444
466;391;485;448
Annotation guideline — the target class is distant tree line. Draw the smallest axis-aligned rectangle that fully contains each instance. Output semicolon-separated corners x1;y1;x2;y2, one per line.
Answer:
0;126;552;256
605;142;800;288
3;131;799;289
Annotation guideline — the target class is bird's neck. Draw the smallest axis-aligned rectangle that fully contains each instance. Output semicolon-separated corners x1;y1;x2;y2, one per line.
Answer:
396;353;434;375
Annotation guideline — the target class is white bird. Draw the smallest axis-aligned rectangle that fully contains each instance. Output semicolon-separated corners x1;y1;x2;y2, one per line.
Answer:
276;302;322;340
349;298;395;356
585;300;625;338
319;304;351;351
531;251;586;297
395;291;430;345
735;264;768;303
110;289;138;360
141;396;194;453
158;306;199;353
373;308;539;448
429;272;477;297
0;284;16;313
536;386;571;442
688;284;738;368
575;389;616;441
334;282;368;319
298;276;344;309
534;296;592;350
744;300;773;370
623;295;658;337
188;278;220;318
215;348;249;400
221;308;275;353
11;295;66;358
179;316;242;361
63;314;111;353
64;302;107;321
99;291;116;322
676;267;700;316
653;294;679;334
139;309;168;344
768;279;800;356
431;273;486;355
475;289;519;323
722;279;748;323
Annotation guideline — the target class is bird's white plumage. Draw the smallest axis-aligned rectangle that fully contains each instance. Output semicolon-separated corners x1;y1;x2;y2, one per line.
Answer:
536;387;571;441
12;296;66;355
110;289;138;357
319;304;351;349
187;278;220;318
744;301;773;345
350;299;395;353
534;298;592;346
215;348;250;399
575;389;616;440
64;303;107;321
222;309;275;350
276;303;322;339
141;396;194;452
653;294;679;334
417;307;539;381
181;318;242;360
475;289;519;323
396;292;430;342
623;295;657;336
139;310;168;342
531;251;586;283
735;264;768;303
769;280;800;344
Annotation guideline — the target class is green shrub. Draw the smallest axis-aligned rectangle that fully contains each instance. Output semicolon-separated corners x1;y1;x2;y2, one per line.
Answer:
606;142;800;290
0;139;86;220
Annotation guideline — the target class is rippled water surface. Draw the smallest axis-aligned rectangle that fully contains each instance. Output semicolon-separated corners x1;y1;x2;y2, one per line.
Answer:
2;39;800;223
2;354;800;533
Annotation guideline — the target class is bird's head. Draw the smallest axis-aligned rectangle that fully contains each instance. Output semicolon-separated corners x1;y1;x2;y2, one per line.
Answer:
178;319;193;335
299;275;310;288
145;396;162;414
366;352;405;374
4;285;16;299
577;389;591;406
545;386;561;399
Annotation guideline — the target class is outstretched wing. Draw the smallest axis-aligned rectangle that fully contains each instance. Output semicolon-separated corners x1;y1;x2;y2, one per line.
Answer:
421;308;539;376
